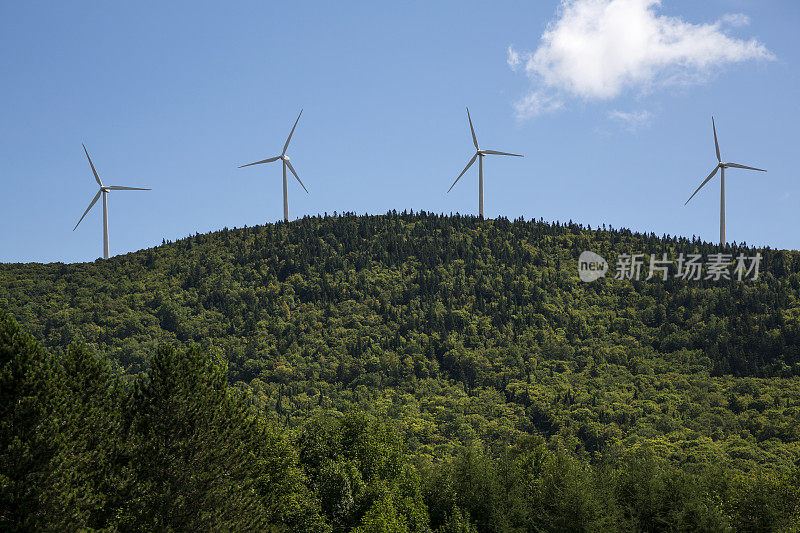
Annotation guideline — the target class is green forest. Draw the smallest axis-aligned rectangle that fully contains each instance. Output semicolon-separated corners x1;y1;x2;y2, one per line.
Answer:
2;212;800;531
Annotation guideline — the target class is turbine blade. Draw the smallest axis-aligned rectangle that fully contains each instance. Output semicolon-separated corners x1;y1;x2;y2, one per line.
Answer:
282;109;303;155
238;156;281;168
285;160;309;193
482;149;524;157
83;144;103;186
685;165;720;205
726;163;766;172
73;190;102;231
466;107;479;150
106;186;152;190
447;153;477;193
712;117;721;162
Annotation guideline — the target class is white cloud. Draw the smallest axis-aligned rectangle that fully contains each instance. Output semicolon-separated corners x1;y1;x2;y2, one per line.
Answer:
514;92;564;119
720;13;750;28
509;0;774;118
607;109;653;131
507;46;521;71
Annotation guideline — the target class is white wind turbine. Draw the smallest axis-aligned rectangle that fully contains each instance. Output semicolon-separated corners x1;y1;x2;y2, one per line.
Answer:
447;107;523;218
684;117;766;246
238;109;309;222
73;145;151;259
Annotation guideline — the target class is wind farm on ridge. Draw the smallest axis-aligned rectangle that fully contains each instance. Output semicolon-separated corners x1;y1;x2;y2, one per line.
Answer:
73;110;767;260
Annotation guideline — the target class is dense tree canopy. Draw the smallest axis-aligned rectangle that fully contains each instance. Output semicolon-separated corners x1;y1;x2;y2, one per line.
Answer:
2;212;799;530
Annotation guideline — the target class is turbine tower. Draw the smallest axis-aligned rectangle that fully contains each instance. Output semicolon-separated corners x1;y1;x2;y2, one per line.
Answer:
447;107;523;218
684;117;766;246
239;109;309;222
73;145;151;259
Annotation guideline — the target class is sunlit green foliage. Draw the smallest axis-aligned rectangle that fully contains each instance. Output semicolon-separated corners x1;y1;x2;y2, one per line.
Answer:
2;212;800;530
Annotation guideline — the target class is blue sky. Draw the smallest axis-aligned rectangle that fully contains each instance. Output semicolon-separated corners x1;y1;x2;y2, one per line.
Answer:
1;0;797;263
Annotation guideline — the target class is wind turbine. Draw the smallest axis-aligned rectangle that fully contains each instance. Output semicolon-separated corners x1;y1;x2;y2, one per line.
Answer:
684;117;766;246
238;109;309;222
73;145;151;259
447;107;523;218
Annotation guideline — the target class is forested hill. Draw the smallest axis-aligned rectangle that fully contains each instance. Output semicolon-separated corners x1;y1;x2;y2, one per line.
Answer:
3;211;800;453
2;211;799;379
3;212;800;530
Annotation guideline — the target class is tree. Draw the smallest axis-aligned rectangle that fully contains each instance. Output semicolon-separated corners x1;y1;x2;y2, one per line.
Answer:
115;345;324;531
